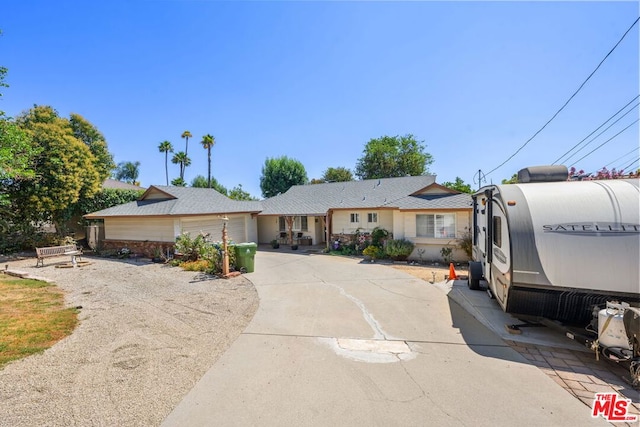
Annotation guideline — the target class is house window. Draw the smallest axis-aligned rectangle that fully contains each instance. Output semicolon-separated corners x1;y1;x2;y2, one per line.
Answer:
350;213;360;223
279;216;308;231
367;213;378;223
294;216;309;231
416;214;456;239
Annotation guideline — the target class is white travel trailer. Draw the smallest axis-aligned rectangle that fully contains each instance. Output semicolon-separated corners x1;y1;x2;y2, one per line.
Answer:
469;166;640;383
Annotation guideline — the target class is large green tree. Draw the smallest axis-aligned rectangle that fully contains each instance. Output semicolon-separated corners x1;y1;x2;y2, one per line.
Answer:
502;173;518;184
322;166;354;183
229;184;257;201
441;177;472;193
114;161;140;184
69;113;114;181
158;140;173;185
260;156;308;198
171;151;190;181
0;119;37;181
10;105;103;231
191;174;228;195
200;134;215;188
355;134;433;180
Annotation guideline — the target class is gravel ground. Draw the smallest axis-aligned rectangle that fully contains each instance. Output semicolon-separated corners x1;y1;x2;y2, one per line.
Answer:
0;255;258;427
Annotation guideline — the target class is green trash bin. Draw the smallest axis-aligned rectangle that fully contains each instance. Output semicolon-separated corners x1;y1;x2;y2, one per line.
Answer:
234;242;257;273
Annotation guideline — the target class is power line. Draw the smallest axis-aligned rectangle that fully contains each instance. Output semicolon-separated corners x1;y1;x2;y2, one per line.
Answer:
620;157;640;172
552;95;639;164
560;102;639;164
604;147;640;168
485;16;640;177
571;119;639;166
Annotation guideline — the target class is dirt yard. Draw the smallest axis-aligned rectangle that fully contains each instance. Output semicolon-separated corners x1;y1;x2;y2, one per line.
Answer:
392;261;468;283
0;255;258;427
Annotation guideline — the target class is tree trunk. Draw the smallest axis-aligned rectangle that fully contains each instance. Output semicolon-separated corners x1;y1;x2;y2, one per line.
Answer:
284;216;295;245
207;148;211;188
165;153;169;185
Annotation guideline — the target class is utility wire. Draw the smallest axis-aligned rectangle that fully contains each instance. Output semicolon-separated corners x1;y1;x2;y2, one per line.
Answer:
571;119;639;166
560;102;639;164
604;147;640;168
620;156;640;172
552;95;639;164
485;16;640;177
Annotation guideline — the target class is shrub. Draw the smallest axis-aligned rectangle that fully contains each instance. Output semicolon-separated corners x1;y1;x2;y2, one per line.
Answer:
340;244;356;256
200;242;237;275
384;239;415;261
441;246;453;264
363;245;384;259
371;227;389;248
181;260;209;272
458;230;472;260
175;232;210;262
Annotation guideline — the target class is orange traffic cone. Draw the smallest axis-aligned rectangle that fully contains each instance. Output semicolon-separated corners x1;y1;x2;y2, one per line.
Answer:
448;263;458;281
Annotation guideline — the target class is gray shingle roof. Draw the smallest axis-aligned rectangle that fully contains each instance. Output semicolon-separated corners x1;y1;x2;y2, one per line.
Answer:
260;176;440;215
102;179;146;191
86;178;471;219
394;193;472;210
85;185;262;218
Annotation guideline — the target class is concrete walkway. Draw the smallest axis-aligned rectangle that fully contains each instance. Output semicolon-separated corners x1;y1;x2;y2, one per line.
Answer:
163;252;607;426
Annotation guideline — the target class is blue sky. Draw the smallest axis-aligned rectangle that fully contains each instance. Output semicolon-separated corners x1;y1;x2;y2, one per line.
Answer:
2;1;638;198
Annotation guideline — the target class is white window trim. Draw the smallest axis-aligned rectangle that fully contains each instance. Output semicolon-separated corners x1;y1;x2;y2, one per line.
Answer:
416;213;457;239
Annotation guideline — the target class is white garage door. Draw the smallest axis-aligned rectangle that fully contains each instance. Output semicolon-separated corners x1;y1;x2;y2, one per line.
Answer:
180;216;246;243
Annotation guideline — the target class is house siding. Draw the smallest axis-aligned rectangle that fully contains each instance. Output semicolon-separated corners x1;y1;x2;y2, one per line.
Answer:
332;209;393;235
105;217;175;242
180;214;256;243
257;216;281;244
403;210;471;262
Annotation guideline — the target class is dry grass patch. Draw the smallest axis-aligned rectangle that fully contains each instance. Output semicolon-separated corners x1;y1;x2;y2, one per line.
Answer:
0;276;78;368
392;263;468;283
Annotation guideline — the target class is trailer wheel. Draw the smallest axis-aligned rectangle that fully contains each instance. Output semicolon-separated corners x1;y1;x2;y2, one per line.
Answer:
468;262;483;290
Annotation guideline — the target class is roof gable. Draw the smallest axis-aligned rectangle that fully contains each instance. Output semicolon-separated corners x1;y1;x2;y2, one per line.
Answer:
140;186;178;200
411;183;459;196
85;185;262;218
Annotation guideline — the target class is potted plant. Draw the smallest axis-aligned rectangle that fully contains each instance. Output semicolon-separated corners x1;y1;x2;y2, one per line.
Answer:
151;247;164;263
270;239;280;249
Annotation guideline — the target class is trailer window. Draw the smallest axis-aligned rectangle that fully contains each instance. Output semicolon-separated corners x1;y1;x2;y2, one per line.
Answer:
493;217;502;248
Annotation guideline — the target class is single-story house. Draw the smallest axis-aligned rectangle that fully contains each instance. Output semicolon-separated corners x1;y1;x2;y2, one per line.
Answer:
85;176;472;261
257;175;471;261
84;186;262;254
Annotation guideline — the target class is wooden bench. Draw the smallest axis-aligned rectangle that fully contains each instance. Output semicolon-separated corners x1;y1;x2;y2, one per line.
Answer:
35;245;82;267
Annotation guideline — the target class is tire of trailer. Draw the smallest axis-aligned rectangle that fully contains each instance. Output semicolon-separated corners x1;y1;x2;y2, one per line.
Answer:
468;261;483;290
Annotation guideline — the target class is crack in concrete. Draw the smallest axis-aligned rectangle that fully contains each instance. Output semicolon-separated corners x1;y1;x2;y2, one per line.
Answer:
323;282;388;340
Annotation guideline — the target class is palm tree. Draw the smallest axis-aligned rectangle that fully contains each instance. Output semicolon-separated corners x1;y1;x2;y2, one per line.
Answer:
158;140;173;185
181;130;192;157
200;134;216;188
114;161;141;184
171;151;191;181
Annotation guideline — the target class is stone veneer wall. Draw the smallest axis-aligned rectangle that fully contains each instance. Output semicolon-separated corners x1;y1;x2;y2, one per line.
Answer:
98;240;174;258
329;232;394;247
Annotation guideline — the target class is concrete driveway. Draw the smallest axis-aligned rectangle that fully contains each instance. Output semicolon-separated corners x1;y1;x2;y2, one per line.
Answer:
163;251;607;426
